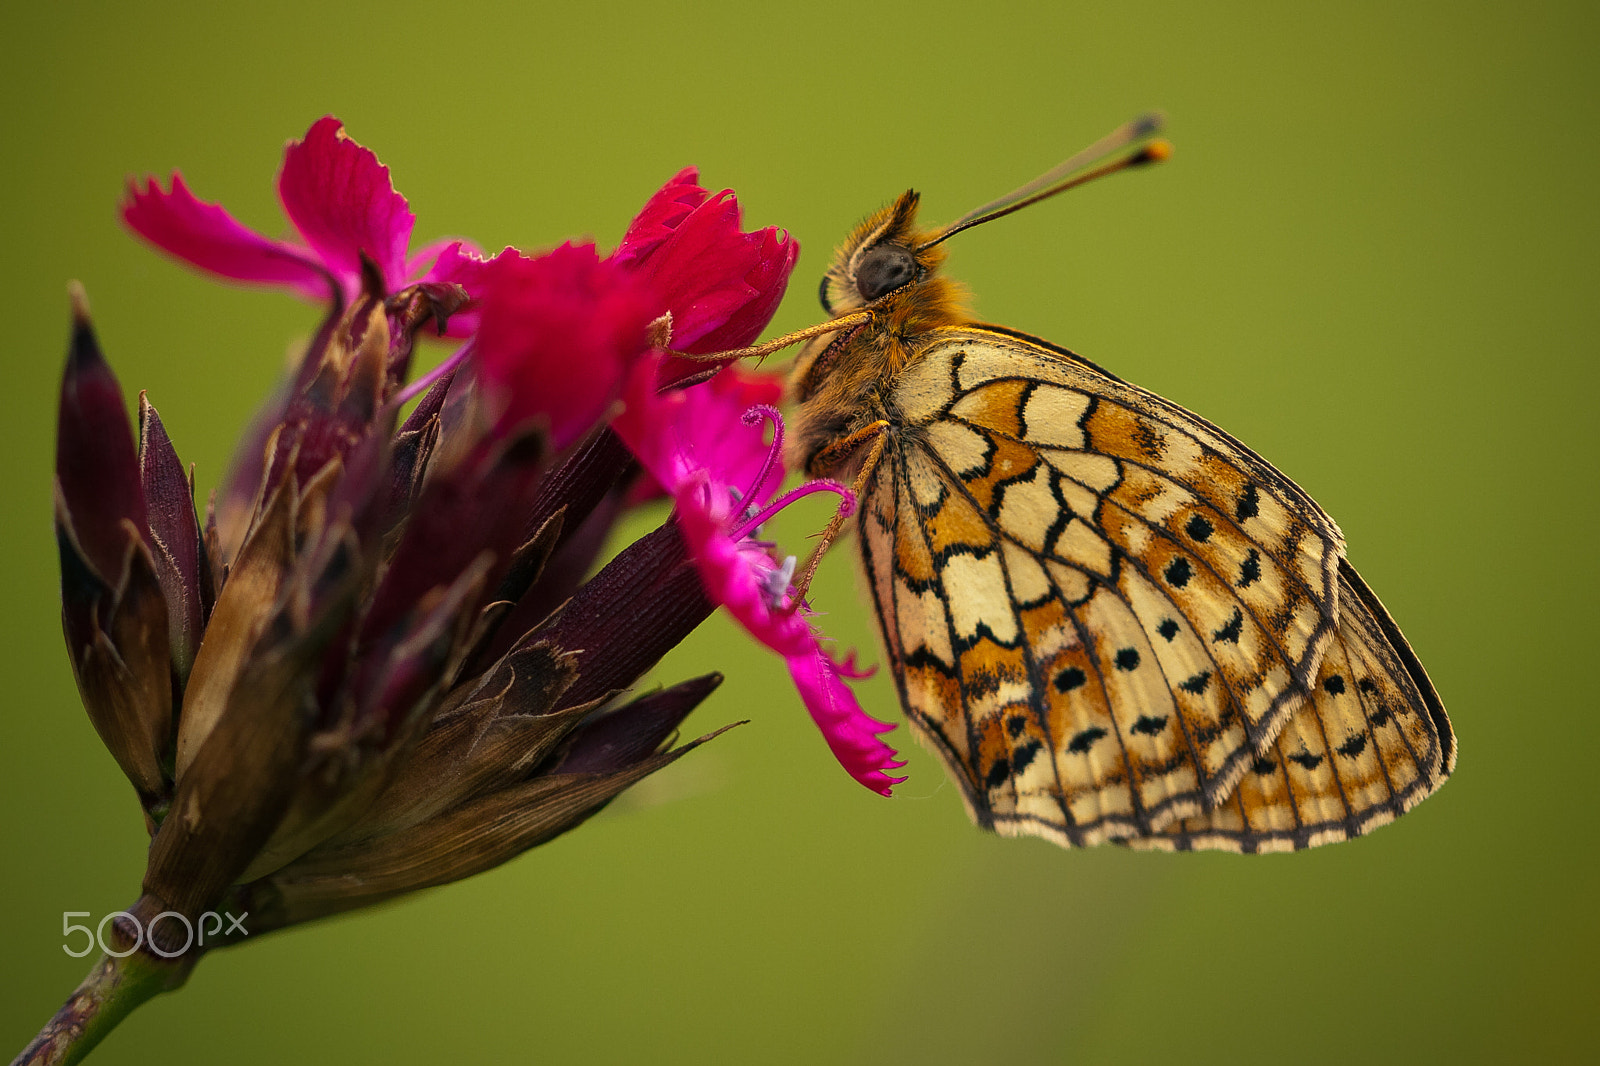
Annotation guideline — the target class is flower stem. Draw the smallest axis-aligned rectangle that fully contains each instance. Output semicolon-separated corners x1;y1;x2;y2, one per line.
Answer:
10;950;191;1066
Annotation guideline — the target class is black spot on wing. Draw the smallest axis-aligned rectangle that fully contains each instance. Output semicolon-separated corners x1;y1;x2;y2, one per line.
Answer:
1164;556;1192;588
1185;514;1214;542
1287;749;1324;770
1157;618;1179;642
1006;715;1028;738
1054;666;1087;693
1177;670;1211;695
902;647;954;672
1131;715;1168;736
1237;548;1261;588
1251;756;1277;775
1114;647;1140;671
1067;726;1108;754
1011;739;1043;774
985;758;1011;789
1236;484;1260;521
1212;607;1243;644
1323;674;1346;695
1336;733;1368;758
1188;702;1238;746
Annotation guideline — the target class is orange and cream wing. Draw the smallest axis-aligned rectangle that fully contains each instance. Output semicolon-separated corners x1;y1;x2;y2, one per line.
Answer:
860;326;1352;847
1131;561;1455;852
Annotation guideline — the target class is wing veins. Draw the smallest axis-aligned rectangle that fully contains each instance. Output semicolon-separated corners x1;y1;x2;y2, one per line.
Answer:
939;409;1335;617
916;435;1268;824
988;512;1074;832
924;431;1298;771
933;327;1343;533
912;438;1180;839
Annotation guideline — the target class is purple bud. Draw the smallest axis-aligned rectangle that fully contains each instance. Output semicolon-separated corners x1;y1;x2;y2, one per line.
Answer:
139;396;203;680
56;287;146;584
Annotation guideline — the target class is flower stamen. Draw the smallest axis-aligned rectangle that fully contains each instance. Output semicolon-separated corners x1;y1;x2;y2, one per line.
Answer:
737;403;784;508
728;479;855;543
760;555;798;609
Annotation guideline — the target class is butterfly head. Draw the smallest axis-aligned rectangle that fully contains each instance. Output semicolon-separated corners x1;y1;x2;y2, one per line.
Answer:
815;116;1170;327
817;191;964;318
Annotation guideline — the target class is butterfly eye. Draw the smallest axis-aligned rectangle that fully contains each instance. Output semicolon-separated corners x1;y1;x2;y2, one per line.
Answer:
818;272;834;314
855;244;917;301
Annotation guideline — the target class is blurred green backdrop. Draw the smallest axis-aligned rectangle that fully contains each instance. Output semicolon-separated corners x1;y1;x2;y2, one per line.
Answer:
3;1;1595;1062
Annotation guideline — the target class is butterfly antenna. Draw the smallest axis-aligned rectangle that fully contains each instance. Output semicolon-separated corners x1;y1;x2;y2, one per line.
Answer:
917;113;1171;250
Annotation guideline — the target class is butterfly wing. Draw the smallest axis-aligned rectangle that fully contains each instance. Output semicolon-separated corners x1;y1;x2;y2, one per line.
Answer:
1129;560;1455;852
861;325;1364;847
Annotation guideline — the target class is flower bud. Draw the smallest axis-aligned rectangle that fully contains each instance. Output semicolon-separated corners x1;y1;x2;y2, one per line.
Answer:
55;289;174;811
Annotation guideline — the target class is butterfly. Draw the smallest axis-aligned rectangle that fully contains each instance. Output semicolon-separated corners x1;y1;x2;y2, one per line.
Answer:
771;114;1456;853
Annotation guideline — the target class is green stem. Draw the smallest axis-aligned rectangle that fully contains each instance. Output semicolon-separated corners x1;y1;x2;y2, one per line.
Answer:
10;948;191;1066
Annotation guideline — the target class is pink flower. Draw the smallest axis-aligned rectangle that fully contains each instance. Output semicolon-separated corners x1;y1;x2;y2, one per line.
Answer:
437;168;798;455
613;359;905;796
623;365;786;506
612;167;798;383
473;243;658;449
122;115;488;334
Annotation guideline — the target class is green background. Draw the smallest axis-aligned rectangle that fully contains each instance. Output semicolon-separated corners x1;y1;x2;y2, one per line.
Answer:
3;2;1595;1062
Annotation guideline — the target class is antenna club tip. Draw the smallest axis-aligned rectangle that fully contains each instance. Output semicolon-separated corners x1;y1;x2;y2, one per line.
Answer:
1142;140;1174;164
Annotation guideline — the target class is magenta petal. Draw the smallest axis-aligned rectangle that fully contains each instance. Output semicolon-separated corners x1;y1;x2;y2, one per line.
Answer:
680;505;905;796
786;644;905;796
614;358;783;509
612;172;798;367
474;243;657;448
719;364;785;410
277;116;414;293
637;191;763;350
619;364;786;505
407;236;483;282
121;174;332;300
425;242;524;338
837;650;879;681
613;167;706;269
426;241;518;298
688;225;799;353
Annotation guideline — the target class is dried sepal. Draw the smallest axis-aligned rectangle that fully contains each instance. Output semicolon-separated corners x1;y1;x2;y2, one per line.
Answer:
260;722;740;929
174;474;298;777
56;508;174;806
360;427;544;645
144;556;359;919
330;639;585;841
557;673;723;774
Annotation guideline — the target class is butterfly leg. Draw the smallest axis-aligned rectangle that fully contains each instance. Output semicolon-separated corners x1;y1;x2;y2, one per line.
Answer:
791;420;890;604
660;310;873;363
